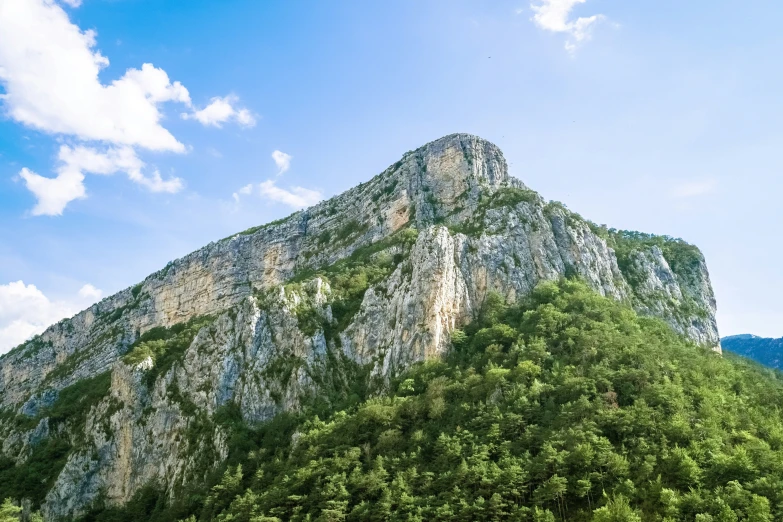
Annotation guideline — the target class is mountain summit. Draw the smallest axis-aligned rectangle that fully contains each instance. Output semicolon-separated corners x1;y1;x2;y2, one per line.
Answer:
0;134;720;519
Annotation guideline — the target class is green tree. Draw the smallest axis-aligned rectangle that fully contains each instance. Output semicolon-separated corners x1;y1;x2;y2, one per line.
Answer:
0;499;21;522
592;495;642;522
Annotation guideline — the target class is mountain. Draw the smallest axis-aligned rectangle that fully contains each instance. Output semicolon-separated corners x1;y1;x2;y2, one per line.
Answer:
722;334;783;370
0;134;722;520
94;279;782;522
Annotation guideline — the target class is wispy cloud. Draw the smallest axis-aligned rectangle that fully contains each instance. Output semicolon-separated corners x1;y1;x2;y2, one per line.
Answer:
529;0;604;53
20;145;182;216
259;180;322;209
182;95;256;128
272;150;292;175
231;148;317;209
231;179;320;210
232;183;253;204
670;180;717;199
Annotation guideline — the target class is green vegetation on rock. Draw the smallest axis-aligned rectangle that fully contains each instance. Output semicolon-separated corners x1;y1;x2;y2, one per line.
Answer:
2;335;53;361
63;280;783;521
448;187;541;235
222;214;298;242
609;230;704;288
0;371;111;507
606;230;711;322
290;228;419;340
123;316;214;387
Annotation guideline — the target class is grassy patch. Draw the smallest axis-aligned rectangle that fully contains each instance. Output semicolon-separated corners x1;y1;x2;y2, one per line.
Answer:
289;228;418;339
448;187;542;236
609;230;706;293
122;316;214;388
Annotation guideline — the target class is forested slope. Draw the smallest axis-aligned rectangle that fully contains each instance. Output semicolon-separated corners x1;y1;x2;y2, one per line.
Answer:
71;280;783;522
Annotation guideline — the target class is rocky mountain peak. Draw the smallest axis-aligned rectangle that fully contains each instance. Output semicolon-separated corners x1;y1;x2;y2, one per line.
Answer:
0;134;721;519
414;132;510;185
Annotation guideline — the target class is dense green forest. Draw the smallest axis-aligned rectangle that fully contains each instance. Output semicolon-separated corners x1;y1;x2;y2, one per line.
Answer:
6;279;783;521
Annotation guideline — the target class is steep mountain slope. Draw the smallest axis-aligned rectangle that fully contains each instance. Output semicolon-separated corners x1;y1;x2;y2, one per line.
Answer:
722;334;783;370
83;280;783;522
0;134;720;519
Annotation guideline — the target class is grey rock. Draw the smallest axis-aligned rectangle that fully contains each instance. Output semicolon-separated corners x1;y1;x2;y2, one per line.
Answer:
0;133;721;519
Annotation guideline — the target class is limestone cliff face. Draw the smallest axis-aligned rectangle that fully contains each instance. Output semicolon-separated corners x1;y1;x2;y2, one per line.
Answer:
0;134;721;519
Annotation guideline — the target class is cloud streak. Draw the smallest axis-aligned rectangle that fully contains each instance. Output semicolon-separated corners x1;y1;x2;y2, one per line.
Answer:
232;179;322;210
671;180;716;199
272;150;292;175
232;183;254;204
258;180;322;209
182;95;256;128
231;150;319;209
530;0;604;52
20;145;182;216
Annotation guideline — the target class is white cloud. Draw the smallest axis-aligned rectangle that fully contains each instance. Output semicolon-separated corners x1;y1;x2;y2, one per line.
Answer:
671;180;716;199
78;283;103;300
232;183;254;204
272;150;292;175
20;145;182;216
530;0;604;52
127;168;183;193
19;166;86;216
0;0;189;152
0;321;42;356
258;180;322;209
182;95;256;128
0;280;103;354
59;145;136;175
236;109;256;127
0;0;250;215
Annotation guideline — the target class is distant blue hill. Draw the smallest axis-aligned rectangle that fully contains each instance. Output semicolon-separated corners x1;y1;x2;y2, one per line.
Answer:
722;334;783;370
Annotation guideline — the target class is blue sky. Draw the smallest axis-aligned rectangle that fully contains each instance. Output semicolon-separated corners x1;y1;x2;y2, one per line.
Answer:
1;0;782;353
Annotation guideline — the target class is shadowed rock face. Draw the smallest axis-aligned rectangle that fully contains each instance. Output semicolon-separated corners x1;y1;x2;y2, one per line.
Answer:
0;133;720;519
